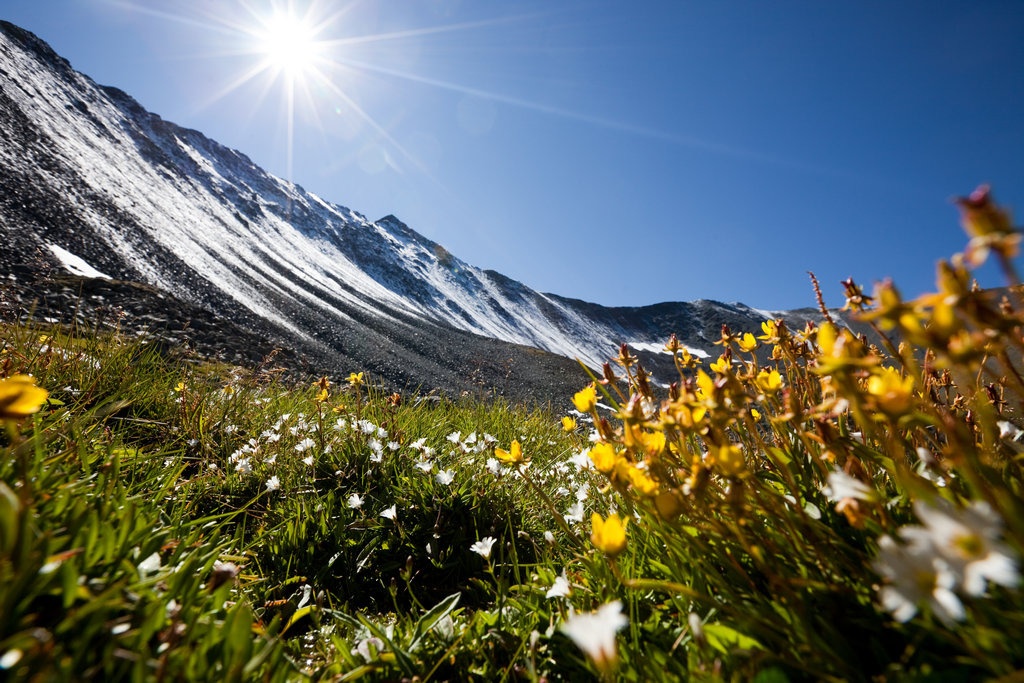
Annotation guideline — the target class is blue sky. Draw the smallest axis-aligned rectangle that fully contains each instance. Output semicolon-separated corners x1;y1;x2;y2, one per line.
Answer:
5;1;1023;309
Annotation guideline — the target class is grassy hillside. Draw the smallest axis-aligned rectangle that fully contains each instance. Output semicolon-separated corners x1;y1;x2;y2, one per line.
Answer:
3;187;1024;681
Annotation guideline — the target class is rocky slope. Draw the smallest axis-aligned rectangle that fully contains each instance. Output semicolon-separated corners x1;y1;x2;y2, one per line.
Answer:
0;20;828;402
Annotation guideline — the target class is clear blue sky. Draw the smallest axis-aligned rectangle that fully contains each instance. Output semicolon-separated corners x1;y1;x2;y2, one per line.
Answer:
5;1;1023;309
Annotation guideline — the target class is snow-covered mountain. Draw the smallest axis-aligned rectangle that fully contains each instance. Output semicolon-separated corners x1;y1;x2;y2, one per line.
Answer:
0;21;825;398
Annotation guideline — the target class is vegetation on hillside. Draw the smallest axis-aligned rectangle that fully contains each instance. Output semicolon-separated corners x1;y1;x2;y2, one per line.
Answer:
2;186;1023;681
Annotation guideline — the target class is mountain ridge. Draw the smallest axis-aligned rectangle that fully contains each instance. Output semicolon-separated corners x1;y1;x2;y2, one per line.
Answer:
0;20;830;401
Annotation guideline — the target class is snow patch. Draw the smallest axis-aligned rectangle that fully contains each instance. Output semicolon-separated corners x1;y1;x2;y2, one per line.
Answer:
48;244;111;279
628;341;709;358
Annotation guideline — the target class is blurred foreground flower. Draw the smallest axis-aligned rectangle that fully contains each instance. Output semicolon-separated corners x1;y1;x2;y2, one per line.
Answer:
560;601;628;672
0;375;48;420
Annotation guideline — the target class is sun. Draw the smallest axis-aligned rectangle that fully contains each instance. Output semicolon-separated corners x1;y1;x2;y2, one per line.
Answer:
256;10;321;78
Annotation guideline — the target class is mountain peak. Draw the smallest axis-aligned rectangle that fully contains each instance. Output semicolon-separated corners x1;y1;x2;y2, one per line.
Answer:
0;19;836;399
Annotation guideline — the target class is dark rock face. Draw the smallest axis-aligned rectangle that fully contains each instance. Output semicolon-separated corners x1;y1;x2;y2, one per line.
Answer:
0;20;837;405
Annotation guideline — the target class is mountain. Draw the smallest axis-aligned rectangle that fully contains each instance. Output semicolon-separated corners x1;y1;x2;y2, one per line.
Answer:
0;21;827;402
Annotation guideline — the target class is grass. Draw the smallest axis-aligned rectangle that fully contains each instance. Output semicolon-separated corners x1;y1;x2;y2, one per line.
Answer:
3;185;1024;681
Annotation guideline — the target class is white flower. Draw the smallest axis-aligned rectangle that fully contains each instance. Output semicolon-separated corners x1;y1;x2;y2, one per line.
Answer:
435;469;455;486
560;601;628;670
410;437;427;451
415;459;433;473
872;533;964;625
295;438;315;452
913;499;1020;596
998;420;1023;441
266;475;280;492
447;431;461;444
485;458;501;475
387;441;400;451
822;469;878;502
565;501;585;524
368;438;383;454
235;458;252;475
544;531;556;545
380;505;397;521
347;493;364;509
470;536;497;559
137;552;162;576
302;455;314;467
546;574;571;598
353;636;384;662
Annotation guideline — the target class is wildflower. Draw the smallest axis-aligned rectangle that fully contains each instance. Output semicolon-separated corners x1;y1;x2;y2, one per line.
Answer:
435;469;455;486
544;531;556;544
867;366;915;415
754;368;783;394
588;442;618;474
347;493;364;509
710;356;730;374
266;475;280;492
562;416;577;432
380;505;397;521
485;457;500;475
873;534;964;625
565;501;585;524
295;438;315;452
415;459;433;473
470;536;497;559
494;440;525;466
738;332;758;352
913;499;1020;596
353;636;385;662
173;381;185;392
714;444;746;478
235;458;252;475
591;513;628;557
560;601;628;672
822;469;879;503
0;375;49;419
546;573;571;598
573;385;597;413
348;372;364;387
137;552;162;577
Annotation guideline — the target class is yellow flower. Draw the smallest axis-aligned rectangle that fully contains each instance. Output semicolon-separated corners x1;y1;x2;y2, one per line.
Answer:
867;366;915;415
695;370;715;400
174;381;185;392
573;385;597;413
591;513;627;557
626;466;659;495
715;444;746;478
561;416;577;432
750;407;762;420
755;369;783;394
315;388;329;403
348;372;364;387
0;375;49;419
758;320;780;342
494;440;525;465
588;442;619;474
710;356;730;374
738;332;758;353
